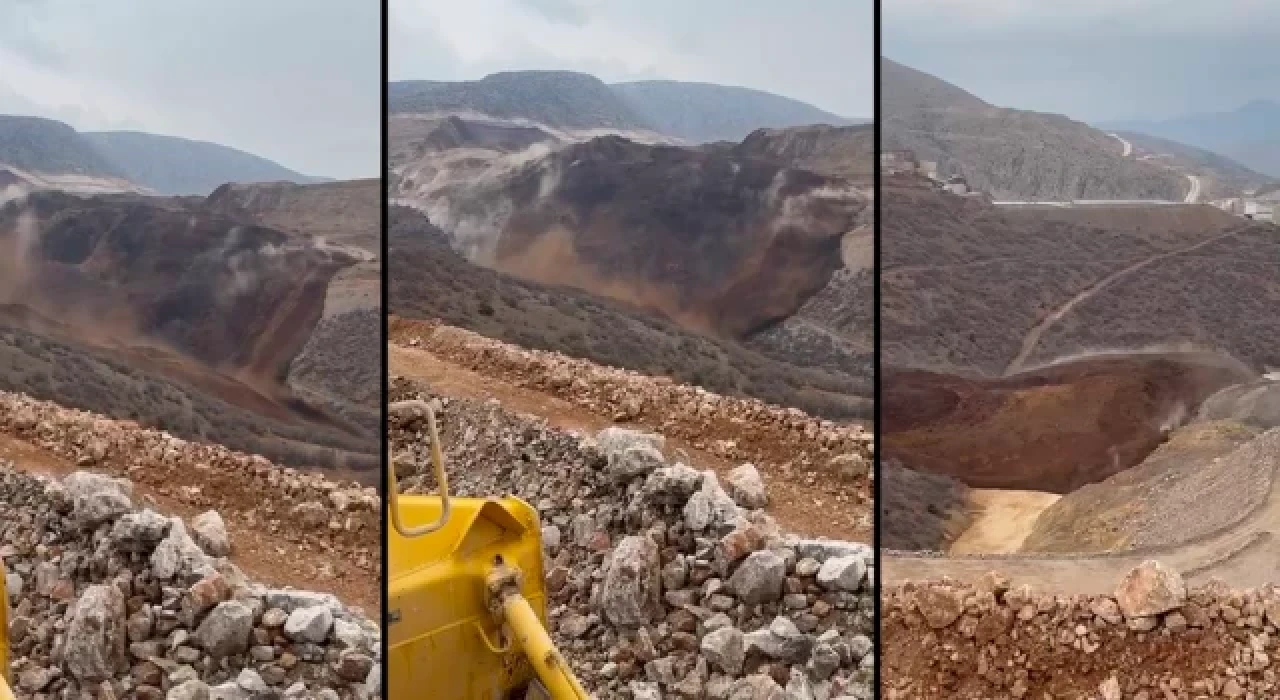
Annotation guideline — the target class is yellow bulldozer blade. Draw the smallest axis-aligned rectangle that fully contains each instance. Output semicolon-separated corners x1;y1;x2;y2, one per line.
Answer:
387;494;589;699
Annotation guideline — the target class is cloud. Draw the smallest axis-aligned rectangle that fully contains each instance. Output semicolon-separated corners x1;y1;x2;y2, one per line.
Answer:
886;0;1280;122
0;0;379;178
389;0;873;118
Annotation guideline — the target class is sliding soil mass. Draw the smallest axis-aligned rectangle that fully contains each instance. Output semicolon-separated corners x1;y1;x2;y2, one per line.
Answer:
883;352;1252;493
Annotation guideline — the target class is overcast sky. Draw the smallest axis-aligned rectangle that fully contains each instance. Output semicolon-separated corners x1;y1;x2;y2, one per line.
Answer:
390;0;873;118
886;0;1280;123
0;1;379;179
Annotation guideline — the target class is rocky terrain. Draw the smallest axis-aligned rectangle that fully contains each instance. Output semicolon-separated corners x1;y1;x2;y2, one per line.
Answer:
389;375;873;700
881;59;1188;200
884;561;1280;698
0;387;381;699
388;105;874;420
0;114;319;196
389;320;872;539
0;182;380;478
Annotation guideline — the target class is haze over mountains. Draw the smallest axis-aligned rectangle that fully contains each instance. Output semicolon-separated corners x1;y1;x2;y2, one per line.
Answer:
388;69;874;419
1103;100;1280;179
388;70;862;143
0;114;324;195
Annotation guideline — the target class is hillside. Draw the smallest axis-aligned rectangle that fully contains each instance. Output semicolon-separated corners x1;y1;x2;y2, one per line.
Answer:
84;130;322;195
388;206;871;420
388;71;651;130
728;123;874;183
0;115;123;178
611;80;859;143
881;59;1187;200
1108;130;1275;198
1103;99;1280;178
0;187;379;476
881;175;1279;376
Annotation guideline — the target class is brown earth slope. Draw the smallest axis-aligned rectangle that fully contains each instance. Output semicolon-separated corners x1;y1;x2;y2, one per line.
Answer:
0;187;379;476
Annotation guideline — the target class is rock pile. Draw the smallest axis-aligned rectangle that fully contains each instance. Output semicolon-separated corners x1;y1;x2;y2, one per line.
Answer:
883;561;1280;699
391;320;874;499
0;462;380;699
389;379;874;700
0;391;379;576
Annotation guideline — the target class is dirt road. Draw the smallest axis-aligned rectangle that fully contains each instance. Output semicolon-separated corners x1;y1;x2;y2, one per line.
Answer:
885;429;1280;593
1005;226;1246;374
389;342;870;542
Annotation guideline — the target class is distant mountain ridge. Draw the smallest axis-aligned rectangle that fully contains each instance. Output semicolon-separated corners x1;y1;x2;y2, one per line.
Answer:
1101;100;1280;179
881;58;1187;201
612;80;860;143
388;70;860;143
0;114;323;195
84;131;325;196
0;115;124;179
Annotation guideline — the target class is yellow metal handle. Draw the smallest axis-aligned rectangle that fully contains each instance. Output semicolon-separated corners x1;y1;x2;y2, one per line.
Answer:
501;592;592;700
389;401;451;539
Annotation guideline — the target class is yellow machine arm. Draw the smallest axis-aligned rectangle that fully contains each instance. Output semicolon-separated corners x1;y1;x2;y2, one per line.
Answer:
1;561;13;700
388;401;590;700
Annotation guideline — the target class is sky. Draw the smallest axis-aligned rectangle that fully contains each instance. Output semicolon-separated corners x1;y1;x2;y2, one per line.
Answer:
0;1;379;179
390;0;874;118
885;0;1280;123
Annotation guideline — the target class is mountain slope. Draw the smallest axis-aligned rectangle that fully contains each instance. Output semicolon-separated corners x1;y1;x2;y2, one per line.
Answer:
0;115;123;178
83;130;322;195
611;80;860;143
1110;130;1276;198
1102;100;1280;178
388;71;651;130
881;58;1186;200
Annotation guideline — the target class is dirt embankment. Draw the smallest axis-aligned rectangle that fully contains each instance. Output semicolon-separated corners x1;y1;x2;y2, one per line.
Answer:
883;352;1251;494
884;563;1280;699
0;390;380;614
389;317;872;541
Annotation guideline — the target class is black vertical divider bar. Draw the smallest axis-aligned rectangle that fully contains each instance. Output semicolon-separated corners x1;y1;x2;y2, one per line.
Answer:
872;0;883;696
379;0;390;695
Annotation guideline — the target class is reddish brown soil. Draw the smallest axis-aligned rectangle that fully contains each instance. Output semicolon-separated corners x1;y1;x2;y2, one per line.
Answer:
389;341;868;542
883;352;1251;493
882;604;1234;698
0;432;379;615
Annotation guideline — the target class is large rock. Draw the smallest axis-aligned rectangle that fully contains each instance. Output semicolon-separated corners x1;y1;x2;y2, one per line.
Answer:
728;550;786;604
700;626;746;674
641;463;704;506
728;674;787;700
596;426;664;457
600;536;663;627
152;518;215;582
744;617;814;664
109;510;171;553
63;584;128;682
192;601;254;658
284;605;335;643
816;555;866;592
684;471;741;532
191;510;231;557
1114;560;1187;618
914;584;965;629
726;463;768;509
63;471;133;527
168;681;212;700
